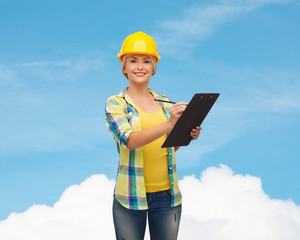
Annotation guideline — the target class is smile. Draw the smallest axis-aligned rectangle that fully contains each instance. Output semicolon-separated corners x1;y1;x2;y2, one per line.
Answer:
134;72;146;76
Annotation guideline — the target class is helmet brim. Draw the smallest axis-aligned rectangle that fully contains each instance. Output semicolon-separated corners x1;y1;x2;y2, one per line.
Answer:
118;52;160;63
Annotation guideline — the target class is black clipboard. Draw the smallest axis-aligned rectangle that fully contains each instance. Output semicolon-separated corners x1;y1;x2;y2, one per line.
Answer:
162;93;220;148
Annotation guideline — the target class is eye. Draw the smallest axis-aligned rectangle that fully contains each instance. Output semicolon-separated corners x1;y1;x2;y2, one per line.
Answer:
144;60;151;64
130;59;137;63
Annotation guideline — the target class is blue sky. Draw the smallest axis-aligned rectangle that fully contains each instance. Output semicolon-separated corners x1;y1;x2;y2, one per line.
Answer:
0;0;299;221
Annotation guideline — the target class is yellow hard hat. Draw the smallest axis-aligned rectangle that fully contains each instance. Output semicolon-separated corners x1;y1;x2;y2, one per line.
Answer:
118;31;161;63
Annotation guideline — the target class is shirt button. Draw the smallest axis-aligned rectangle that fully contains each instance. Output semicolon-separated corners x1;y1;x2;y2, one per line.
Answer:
169;166;172;170
169;153;171;156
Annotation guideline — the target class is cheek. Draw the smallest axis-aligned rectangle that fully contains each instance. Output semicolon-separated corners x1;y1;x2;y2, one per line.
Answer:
123;65;130;74
147;65;154;74
123;63;136;74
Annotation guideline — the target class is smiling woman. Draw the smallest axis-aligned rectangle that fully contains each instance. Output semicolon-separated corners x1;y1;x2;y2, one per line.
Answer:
105;31;201;240
122;54;156;83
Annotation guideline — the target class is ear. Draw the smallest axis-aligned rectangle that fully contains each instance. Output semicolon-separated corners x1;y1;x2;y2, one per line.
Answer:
123;67;127;74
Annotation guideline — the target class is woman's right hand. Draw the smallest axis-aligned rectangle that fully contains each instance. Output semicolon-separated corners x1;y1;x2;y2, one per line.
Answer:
169;101;187;127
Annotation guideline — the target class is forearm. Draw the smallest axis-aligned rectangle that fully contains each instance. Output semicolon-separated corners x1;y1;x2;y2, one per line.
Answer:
126;120;174;150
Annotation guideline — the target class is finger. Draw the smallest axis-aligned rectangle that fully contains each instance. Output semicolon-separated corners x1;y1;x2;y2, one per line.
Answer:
176;101;187;105
172;101;187;109
190;130;199;136
172;104;187;111
192;133;199;138
190;133;198;140
191;129;200;134
190;128;201;140
191;134;198;139
171;106;187;115
192;126;202;132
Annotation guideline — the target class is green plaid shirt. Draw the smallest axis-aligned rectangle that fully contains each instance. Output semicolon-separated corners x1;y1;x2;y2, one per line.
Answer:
105;88;182;210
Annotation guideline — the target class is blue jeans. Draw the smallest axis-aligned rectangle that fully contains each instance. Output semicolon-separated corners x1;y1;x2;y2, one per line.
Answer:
113;189;182;240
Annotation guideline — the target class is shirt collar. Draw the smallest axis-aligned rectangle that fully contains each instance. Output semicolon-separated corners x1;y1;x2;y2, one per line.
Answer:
121;87;166;106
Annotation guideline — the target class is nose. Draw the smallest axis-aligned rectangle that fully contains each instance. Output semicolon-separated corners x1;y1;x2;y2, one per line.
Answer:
137;61;143;70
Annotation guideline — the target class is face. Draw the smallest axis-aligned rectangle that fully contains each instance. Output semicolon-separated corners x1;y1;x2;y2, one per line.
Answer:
123;54;154;84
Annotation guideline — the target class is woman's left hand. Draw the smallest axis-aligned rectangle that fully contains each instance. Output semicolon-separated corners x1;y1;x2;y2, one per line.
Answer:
190;126;202;140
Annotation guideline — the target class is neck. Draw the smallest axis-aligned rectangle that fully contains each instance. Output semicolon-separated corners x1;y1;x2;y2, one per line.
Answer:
127;83;150;98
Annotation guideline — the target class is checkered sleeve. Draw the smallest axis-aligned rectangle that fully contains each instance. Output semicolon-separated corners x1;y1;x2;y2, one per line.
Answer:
105;96;134;149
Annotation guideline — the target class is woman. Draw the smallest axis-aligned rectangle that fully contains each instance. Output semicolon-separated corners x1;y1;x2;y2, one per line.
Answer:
105;31;201;240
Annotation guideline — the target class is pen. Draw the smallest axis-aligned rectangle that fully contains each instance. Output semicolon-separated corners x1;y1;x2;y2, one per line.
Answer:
154;99;177;104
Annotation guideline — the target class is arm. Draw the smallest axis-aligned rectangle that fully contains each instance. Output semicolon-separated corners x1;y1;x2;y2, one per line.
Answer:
126;101;187;150
126;121;173;150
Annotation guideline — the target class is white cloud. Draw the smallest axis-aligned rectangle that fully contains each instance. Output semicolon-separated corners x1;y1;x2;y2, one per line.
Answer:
219;0;291;9
17;56;105;81
0;64;24;88
0;174;116;240
179;165;300;239
1;165;300;240
154;0;291;56
214;66;300;113
1;54;105;89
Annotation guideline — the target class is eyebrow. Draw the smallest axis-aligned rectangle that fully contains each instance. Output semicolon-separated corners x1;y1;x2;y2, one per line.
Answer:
129;56;150;60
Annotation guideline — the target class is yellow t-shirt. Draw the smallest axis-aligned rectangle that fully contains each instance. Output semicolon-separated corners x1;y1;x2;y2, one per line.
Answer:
135;104;171;193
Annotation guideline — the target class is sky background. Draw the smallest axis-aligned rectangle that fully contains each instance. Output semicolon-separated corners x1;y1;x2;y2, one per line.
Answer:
0;0;300;238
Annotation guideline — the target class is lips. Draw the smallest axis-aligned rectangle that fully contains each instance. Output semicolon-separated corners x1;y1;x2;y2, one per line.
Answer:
134;72;146;77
